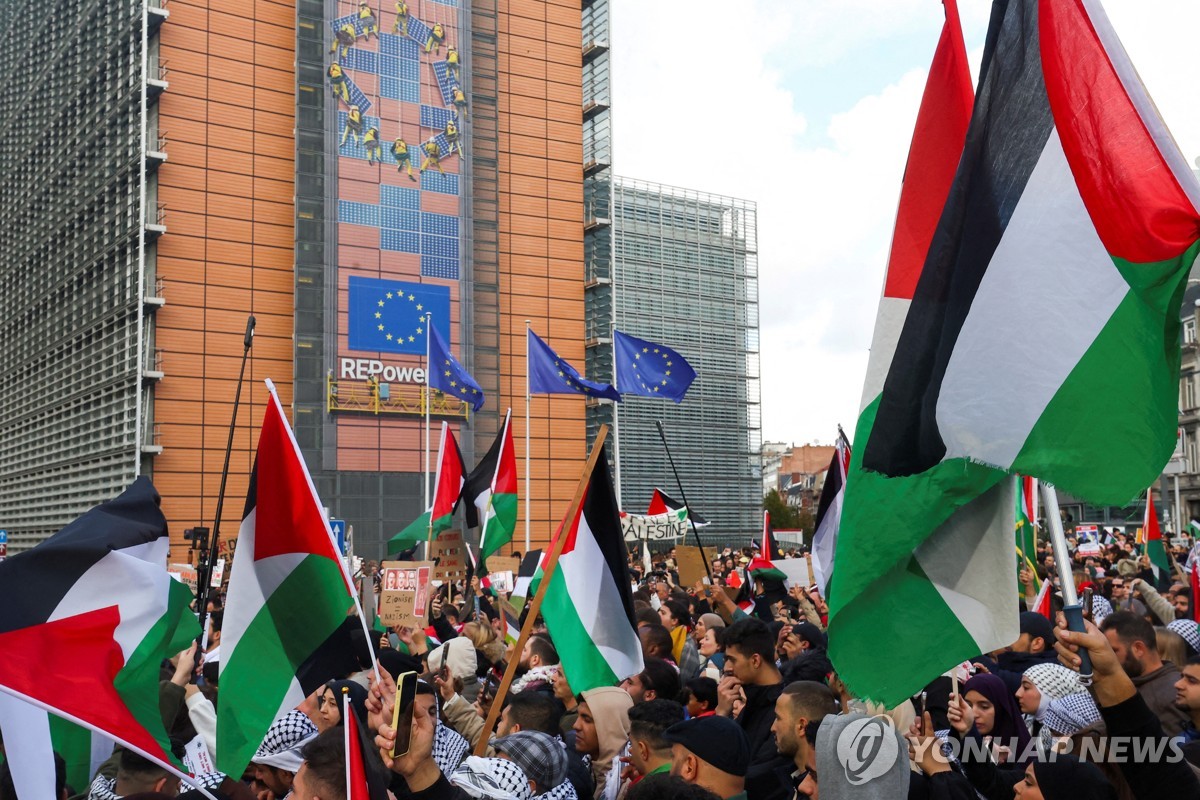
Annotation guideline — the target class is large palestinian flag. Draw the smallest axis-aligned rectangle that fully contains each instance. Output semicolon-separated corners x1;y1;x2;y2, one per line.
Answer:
828;0;1020;707
540;444;644;692
0;478;199;776
218;379;358;778
1144;489;1171;583
463;409;518;562
861;0;1200;507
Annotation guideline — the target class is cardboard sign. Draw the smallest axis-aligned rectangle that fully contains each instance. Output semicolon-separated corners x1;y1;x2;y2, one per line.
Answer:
621;511;688;542
209;557;226;588
379;560;434;629
488;571;514;594
1077;542;1102;556
430;532;467;582
674;545;718;587
169;564;199;593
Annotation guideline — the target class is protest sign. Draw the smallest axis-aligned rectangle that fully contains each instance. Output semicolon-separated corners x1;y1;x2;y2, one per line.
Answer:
431;531;467;582
621;510;688;542
675;545;718;587
379;560;433;629
488;571;514;594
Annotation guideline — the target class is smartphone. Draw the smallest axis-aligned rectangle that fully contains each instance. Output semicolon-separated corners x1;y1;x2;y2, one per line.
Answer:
390;670;418;759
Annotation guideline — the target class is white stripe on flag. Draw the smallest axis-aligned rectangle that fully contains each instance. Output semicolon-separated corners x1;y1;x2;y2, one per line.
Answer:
860;295;912;411
936;130;1126;470
0;693;56;799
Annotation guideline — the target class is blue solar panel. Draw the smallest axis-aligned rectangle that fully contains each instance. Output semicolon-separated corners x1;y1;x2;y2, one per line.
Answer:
343;48;379;74
400;81;420;103
381;185;421;209
429;0;458;6
432;62;454;105
421;256;459;280
339;201;380;227
382;230;422;253
421;212;458;237
406;17;431;47
420;105;455;131
420;171;459;195
399;58;419;81
382;207;420;231
330;13;367;37
344;75;372;114
379;55;399;77
380;33;402;56
421;237;458;259
380;76;402;101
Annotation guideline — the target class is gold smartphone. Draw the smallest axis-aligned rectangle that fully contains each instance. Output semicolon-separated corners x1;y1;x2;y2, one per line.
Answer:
389;670;418;759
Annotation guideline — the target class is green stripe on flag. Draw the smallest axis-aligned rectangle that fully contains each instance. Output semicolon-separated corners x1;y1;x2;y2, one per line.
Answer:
1012;246;1198;504
543;568;620;693
112;577;200;768
48;715;98;791
217;555;352;777
481;492;518;560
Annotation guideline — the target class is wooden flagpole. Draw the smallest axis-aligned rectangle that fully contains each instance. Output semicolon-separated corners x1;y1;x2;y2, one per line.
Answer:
473;424;610;755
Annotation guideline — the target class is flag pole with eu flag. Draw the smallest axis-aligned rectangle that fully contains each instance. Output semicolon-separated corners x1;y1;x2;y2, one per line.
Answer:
612;330;697;402
428;322;485;412
526;329;620;401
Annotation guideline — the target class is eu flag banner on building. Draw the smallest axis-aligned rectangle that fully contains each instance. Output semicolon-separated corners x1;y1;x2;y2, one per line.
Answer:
527;329;620;402
429;323;484;411
348;277;450;355
613;330;696;402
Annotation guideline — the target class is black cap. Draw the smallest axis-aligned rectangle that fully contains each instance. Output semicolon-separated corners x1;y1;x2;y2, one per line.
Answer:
661;716;750;777
791;622;826;651
1019;611;1057;647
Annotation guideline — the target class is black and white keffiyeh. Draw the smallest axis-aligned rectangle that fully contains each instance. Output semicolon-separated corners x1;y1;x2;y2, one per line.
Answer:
87;774;119;800
1090;595;1113;625
251;709;319;772
450;755;533;800
1042;692;1101;737
1023;663;1081;713
435;717;471;774
537;780;579;800
1169;619;1200;655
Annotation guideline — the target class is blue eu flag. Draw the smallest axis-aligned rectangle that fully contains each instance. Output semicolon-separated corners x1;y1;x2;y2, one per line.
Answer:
613;330;696;402
429;322;485;411
348;277;451;354
527;329;620;402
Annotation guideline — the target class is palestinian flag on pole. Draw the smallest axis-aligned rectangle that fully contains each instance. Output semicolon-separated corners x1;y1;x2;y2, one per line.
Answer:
0;478;199;780
344;691;388;800
388;421;466;552
747;512;786;582
810;431;850;594
860;0;1200;507
1145;489;1171;582
463;409;519;562
1016;476;1040;583
539;444;644;692
218;379;359;778
648;488;708;527
828;0;1022;707
0;695;114;798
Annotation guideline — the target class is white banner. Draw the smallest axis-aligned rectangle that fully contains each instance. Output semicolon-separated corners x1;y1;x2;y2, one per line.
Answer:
621;510;688;542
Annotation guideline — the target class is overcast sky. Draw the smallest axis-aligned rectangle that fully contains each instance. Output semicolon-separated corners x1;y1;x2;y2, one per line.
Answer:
610;0;1200;448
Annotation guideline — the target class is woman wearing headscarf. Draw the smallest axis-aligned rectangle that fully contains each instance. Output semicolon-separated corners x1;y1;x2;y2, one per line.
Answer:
1016;663;1079;747
315;679;369;732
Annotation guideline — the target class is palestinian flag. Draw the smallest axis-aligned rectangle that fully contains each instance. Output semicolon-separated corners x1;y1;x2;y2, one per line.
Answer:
388;421;466;551
747;512;786;582
218;380;359;778
1144;489;1171;582
828;0;1020;707
648;488;708;527
344;691;389;800
540;444;644;692
810;431;850;593
463;409;519;562
1192;564;1200;624
0;695;115;798
1016;476;1040;586
860;0;1200;507
0;478;199;778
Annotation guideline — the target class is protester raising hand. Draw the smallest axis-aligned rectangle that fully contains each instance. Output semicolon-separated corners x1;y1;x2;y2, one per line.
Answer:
376;690;442;792
945;691;974;736
366;662;398;735
906;711;953;776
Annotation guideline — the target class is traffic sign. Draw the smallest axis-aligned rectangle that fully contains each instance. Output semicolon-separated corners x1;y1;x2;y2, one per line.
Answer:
329;519;347;555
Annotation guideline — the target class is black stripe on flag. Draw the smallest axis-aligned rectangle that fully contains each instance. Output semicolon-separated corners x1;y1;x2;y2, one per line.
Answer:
0;477;167;634
586;445;639;630
462;424;503;529
863;0;1055;477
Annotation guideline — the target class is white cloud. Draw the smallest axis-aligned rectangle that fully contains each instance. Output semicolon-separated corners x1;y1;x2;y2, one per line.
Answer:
612;0;1200;447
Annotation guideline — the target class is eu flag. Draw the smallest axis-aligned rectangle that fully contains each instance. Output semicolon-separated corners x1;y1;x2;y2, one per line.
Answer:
527;329;620;402
348;277;451;354
613;329;696;402
429;323;485;411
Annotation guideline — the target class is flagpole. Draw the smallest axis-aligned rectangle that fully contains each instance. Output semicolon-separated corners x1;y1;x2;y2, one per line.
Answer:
474;425;610;756
610;324;623;509
428;422;445;545
425;312;432;513
343;689;352;800
1039;482;1092;684
198;315;254;636
525;320;531;553
654;420;713;584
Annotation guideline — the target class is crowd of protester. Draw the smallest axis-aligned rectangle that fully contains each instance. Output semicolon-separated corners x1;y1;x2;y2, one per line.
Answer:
5;528;1200;800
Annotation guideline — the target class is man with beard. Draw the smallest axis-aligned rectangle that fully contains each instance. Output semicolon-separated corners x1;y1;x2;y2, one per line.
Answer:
1101;611;1188;735
768;682;837;799
511;634;560;694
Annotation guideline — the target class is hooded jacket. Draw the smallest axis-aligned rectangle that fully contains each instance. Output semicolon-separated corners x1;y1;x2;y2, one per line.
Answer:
580;687;633;798
815;713;908;800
